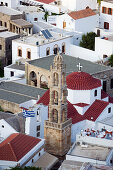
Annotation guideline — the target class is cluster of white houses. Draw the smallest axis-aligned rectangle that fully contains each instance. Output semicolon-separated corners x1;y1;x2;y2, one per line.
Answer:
1;0;113;169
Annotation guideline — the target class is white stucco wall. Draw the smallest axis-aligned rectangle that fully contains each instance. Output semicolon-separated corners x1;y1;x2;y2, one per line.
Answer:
0;119;17;140
61;0;97;11
12;36;72;64
67;87;101;105
100;1;113;31
70;45;99;62
95;37;113;60
4;66;25;79
25;104;48;139
56;14;99;34
0;0;19;8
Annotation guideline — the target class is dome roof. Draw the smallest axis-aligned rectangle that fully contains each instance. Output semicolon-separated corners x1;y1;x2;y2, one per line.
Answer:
66;72;101;90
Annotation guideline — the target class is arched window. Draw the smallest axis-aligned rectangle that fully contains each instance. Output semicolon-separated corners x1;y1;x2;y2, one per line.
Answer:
53;72;59;86
52;109;58;123
27;49;31;59
29;71;37;86
94;90;97;97
53;44;58;55
62;43;65;54
18;47;22;57
52;90;58;105
46;47;50;56
40;75;48;89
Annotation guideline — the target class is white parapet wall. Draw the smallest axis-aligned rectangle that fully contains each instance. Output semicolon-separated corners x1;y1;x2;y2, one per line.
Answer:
70;45;100;62
76;134;113;148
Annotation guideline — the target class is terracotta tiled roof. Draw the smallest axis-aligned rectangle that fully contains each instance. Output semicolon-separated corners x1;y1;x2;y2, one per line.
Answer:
66;72;101;90
0;133;41;161
68;8;96;20
35;0;55;4
101;90;109;99
37;90;109;124
37;90;50;106
74;103;89;107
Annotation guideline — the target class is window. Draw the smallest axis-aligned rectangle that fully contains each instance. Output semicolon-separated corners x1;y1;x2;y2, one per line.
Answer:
37;125;40;131
94;90;97;96
5;2;8;6
63;21;66;29
39;152;40;156
0;45;2;50
102;7;106;14
18;48;22;57
34;18;38;21
103;80;107;92
29;28;31;34
37;131;40;137
9;45;11;49
4;22;7;27
108;8;112;15
108;107;111;113
0;21;2;26
32;159;34;163
103;55;108;58
2;125;4;128
62;43;65;53
27;51;31;59
104;22;109;29
111;79;113;89
37;108;40;115
110;160;113;164
46;47;50;56
10;71;14;77
1;2;3;5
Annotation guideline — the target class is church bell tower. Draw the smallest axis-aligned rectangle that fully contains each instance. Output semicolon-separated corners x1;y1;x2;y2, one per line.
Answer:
44;54;72;156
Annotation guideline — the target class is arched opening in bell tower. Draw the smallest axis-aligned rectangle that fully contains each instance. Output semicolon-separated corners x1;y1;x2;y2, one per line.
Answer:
29;71;37;86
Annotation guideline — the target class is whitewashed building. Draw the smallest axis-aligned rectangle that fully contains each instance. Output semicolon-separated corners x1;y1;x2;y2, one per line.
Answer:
95;35;113;62
100;0;113;32
61;0;97;11
0;0;20;8
12;32;73;64
56;8;99;34
0;133;45;169
37;69;113;142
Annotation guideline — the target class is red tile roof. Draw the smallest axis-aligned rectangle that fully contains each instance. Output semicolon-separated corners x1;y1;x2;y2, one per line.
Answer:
35;0;55;4
0;133;41;161
66;72;101;90
68;8;96;20
101;90;109;99
37;90;109;124
74;103;89;107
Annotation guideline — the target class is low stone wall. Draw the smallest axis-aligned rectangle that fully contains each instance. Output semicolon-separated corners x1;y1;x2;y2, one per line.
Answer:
0;99;22;113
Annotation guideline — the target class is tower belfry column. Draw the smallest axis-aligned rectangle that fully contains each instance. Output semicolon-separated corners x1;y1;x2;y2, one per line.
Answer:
44;54;72;156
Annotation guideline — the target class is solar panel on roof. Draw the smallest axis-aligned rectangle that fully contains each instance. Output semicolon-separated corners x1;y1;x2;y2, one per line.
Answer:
41;30;50;39
45;29;53;38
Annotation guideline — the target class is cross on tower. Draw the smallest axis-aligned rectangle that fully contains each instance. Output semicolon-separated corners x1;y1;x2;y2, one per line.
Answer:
77;63;83;72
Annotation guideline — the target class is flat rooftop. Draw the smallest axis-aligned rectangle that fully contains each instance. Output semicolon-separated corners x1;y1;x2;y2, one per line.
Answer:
0;31;18;38
13;32;72;46
27;54;111;75
99;115;113;126
11;19;33;27
0;81;46;104
0;26;8;32
69;144;111;161
0;6;22;16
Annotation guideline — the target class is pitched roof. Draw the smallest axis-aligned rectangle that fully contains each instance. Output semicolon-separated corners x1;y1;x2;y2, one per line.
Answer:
68;8;96;20
0;133;41;161
37;90;109;124
27;54;111;75
35;0;55;4
66;72;101;90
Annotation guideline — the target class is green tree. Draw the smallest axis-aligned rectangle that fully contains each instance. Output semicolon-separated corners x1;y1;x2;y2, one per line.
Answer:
109;54;113;67
79;32;98;51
